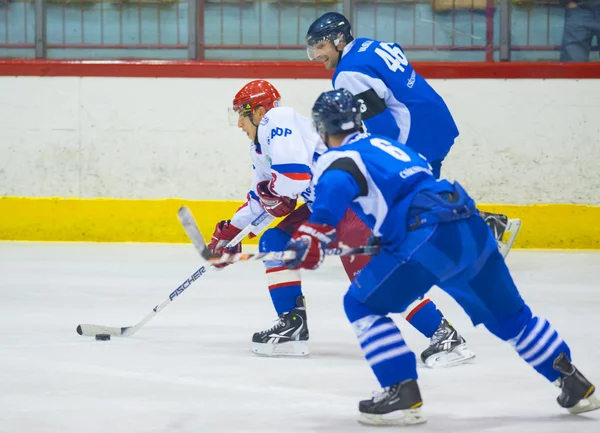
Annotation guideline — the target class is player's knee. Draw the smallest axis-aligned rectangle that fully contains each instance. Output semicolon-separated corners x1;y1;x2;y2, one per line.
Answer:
485;304;532;341
344;291;392;339
260;228;292;269
259;228;290;253
344;291;379;323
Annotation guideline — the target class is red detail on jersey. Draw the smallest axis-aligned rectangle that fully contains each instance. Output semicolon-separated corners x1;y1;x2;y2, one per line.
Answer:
232;80;281;117
405;298;432;322
268;281;302;290
282;173;312;181
266;266;288;274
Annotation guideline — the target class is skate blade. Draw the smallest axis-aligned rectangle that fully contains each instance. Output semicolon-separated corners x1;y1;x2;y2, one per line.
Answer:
252;341;309;357
498;218;522;258
424;343;476;368
358;407;426;426
567;392;600;415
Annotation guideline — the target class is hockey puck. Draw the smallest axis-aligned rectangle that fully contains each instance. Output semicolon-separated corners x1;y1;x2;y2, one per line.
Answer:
95;334;111;341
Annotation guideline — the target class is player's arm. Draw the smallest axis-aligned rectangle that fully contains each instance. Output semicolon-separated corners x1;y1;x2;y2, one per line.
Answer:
254;113;311;217
284;154;367;270
230;159;272;232
209;160;272;263
334;71;401;140
309;158;365;226
229;190;271;235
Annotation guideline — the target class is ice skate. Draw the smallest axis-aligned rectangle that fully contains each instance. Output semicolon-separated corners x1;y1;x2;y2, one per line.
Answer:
482;211;522;258
553;352;600;414
252;296;309;357
358;379;426;426
421;314;475;368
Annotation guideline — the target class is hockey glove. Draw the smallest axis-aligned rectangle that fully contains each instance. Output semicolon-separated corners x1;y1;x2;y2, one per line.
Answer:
208;220;242;269
256;180;297;218
284;222;336;271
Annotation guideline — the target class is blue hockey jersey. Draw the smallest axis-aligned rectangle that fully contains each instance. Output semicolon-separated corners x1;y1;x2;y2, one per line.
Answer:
309;132;469;246
333;38;459;163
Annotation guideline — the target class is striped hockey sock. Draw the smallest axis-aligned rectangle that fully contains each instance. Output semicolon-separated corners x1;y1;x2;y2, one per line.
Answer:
353;315;418;388
266;266;303;315
511;315;571;382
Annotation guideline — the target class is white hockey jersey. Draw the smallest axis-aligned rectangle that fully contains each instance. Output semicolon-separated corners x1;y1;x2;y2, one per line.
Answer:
231;106;327;236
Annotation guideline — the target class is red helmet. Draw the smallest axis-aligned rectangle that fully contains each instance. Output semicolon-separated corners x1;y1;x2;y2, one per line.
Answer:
232;80;281;118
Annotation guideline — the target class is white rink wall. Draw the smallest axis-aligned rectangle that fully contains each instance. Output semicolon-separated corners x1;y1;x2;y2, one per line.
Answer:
1;77;599;204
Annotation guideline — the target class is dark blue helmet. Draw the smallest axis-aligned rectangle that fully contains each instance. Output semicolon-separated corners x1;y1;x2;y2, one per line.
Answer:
312;89;362;139
306;12;353;59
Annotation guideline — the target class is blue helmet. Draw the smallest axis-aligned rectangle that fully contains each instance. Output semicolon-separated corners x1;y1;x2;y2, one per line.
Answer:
312;89;362;140
305;12;353;60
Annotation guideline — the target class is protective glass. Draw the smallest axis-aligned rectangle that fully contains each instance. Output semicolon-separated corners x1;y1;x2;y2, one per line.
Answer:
227;102;252;126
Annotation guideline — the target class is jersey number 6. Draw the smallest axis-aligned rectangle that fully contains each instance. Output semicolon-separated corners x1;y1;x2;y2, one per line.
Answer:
375;42;409;73
370;138;411;162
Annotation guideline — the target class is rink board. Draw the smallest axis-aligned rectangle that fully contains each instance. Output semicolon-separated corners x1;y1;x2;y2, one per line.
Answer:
1;197;599;249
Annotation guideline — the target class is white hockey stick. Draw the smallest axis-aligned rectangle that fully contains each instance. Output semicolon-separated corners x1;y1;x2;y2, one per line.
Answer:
177;206;380;267
76;210;272;338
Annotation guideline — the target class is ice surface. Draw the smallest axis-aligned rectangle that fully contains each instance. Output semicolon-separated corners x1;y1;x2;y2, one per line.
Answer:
0;242;599;433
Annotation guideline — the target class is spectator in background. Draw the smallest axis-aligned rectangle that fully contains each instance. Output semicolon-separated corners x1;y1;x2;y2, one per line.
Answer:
560;0;600;61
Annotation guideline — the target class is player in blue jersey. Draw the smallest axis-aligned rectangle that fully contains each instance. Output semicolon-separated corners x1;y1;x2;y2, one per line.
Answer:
305;12;521;259
281;89;598;426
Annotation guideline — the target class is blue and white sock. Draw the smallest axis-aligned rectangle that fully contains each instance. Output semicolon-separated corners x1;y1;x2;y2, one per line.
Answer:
265;264;302;315
260;228;302;315
511;315;571;382
353;315;417;388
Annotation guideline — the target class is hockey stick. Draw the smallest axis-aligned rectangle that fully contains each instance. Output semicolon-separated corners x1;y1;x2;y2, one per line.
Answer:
177;206;380;267
76;210;272;338
202;246;380;265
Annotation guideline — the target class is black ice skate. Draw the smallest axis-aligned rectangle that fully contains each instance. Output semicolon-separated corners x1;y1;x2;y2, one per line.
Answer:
420;314;475;368
251;296;309;357
358;379;426;426
553;352;600;414
481;211;522;258
482;211;508;241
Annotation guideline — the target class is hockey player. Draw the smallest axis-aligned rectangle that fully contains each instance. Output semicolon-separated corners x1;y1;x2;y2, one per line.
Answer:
283;88;599;425
305;12;521;258
209;79;474;366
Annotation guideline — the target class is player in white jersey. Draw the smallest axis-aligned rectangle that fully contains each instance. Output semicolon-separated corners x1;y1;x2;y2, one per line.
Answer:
209;80;474;367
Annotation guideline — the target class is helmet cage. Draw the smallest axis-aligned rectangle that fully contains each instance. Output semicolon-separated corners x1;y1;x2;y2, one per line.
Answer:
306;33;343;61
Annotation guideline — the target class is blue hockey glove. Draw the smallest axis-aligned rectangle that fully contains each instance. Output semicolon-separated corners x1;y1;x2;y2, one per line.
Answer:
284;222;336;270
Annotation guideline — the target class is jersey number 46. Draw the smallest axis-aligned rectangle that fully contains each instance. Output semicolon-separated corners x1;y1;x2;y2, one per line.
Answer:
375;42;409;73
